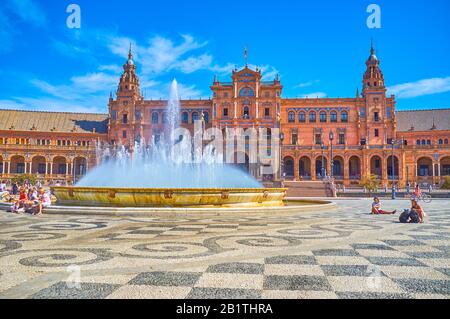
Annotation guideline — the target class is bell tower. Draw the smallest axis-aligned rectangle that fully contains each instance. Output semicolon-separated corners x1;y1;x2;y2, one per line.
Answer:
108;44;143;147
117;44;140;98
361;42;391;146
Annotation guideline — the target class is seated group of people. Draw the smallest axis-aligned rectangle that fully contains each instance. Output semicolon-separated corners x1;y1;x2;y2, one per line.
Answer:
8;186;52;215
371;197;426;223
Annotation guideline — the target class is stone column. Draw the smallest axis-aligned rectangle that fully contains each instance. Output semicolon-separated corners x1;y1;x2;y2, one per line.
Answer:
343;157;350;185
294;158;300;181
7;161;11;174
311;158;316;181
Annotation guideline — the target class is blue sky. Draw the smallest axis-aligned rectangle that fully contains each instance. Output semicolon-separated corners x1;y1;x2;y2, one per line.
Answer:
0;0;449;113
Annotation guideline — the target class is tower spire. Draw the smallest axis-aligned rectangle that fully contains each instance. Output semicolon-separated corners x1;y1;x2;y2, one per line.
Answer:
370;38;375;55
126;43;134;66
244;47;248;67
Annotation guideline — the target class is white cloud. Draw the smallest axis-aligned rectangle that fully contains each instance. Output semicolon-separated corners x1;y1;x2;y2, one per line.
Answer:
52;39;91;58
27;70;120;113
295;80;319;88
300;92;327;98
7;0;47;27
0;99;27;110
174;54;213;74
0;8;14;53
98;65;123;73
177;83;205;100
387;76;450;98
106;34;210;76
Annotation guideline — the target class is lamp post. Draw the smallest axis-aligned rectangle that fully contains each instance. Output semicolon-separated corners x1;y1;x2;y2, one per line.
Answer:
280;132;285;181
406;166;410;194
391;139;396;199
320;142;325;179
329;130;334;179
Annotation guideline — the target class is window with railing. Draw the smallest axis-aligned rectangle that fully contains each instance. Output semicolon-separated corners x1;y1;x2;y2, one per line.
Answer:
330;111;337;123
298;112;306;123
309;111;316;122
288;112;295;123
181;112;189;124
374;112;380;122
192;112;199;123
320;111;327;123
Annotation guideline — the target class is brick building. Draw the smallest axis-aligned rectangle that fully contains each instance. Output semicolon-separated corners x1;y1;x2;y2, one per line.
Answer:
1;45;449;187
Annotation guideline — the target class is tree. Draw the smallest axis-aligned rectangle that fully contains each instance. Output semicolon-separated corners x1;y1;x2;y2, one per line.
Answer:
360;174;379;195
11;174;37;186
441;176;450;190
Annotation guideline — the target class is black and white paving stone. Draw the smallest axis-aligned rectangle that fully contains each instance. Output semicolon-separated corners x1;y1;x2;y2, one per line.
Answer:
0;199;449;299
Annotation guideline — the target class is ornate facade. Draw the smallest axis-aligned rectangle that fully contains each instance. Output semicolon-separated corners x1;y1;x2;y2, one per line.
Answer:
1;45;450;186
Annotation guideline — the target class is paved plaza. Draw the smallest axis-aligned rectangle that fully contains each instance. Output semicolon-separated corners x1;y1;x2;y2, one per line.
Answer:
0;199;449;299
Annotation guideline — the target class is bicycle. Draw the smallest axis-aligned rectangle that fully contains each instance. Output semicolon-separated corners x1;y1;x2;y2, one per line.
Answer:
415;193;432;203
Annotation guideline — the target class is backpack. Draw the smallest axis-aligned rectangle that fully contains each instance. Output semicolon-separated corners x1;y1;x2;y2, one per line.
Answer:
409;210;421;223
399;210;410;223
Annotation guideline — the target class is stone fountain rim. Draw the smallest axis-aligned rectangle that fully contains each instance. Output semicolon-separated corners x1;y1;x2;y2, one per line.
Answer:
51;187;287;193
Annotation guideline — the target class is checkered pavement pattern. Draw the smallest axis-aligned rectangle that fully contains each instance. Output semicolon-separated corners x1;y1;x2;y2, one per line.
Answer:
99;222;291;241
31;234;450;299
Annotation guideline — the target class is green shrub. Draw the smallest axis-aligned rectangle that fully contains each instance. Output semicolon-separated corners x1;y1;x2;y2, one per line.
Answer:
360;174;379;194
11;174;37;186
441;176;450;189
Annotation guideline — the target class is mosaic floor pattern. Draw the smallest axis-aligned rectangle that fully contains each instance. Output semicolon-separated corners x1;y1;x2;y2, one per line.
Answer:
0;199;449;299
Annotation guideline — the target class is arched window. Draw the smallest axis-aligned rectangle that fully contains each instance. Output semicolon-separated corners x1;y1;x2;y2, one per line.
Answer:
309;111;316;122
421;140;426;145
181;112;189;124
445;139;449;145
239;87;255;97
192;112;199;123
298;112;306;123
243;106;250;119
162;113;168;124
427;140;431;145
288;112;295;123
320;111;327;123
203;112;209;123
439;139;443;145
416;140;421;146
151;112;158;124
330;111;337;123
341;111;348;123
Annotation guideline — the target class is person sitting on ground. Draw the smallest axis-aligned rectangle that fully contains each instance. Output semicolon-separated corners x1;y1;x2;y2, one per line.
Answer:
11;182;19;196
399;199;426;223
371;197;397;215
411;199;426;223
0;181;10;201
11;186;27;213
35;188;51;216
26;187;39;214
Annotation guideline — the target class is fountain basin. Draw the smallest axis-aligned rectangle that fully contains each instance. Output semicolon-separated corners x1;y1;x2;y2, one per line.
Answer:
52;187;287;208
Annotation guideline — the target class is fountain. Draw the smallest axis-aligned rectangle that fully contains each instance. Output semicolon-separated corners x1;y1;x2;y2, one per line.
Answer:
52;80;287;208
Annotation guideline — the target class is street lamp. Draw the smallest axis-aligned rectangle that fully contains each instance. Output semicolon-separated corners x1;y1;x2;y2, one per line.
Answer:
320;142;325;179
280;132;285;181
329;130;334;179
391;139;396;199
